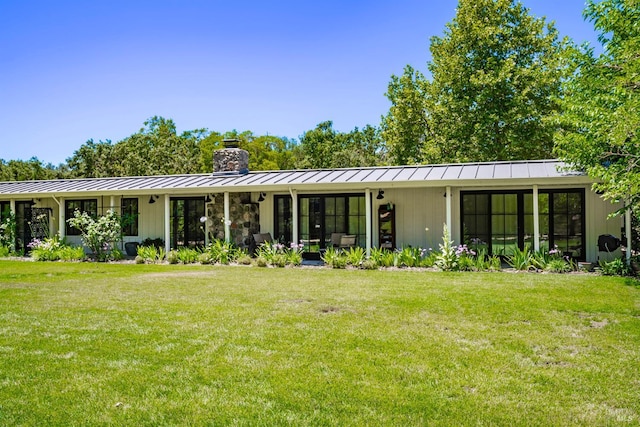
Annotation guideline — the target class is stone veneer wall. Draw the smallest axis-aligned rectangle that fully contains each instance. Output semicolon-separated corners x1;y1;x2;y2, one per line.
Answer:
213;148;249;173
206;192;260;250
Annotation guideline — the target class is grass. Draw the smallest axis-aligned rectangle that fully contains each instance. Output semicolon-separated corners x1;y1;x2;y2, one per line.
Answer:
0;260;639;426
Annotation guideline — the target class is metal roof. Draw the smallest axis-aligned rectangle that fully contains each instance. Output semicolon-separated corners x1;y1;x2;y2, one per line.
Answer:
0;159;588;197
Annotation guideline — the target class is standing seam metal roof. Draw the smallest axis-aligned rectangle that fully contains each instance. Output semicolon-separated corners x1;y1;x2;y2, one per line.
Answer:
0;160;585;196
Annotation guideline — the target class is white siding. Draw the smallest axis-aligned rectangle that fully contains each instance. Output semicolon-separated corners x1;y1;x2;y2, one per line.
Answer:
375;187;447;250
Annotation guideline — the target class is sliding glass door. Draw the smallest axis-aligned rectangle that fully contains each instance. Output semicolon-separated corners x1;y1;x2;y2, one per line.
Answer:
462;190;585;259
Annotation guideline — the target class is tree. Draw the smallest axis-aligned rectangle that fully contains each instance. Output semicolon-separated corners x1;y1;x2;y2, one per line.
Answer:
0;157;64;181
65;139;115;178
381;66;430;165
297;121;385;169
66;117;207;177
199;130;297;172
554;0;639;214
383;0;570;164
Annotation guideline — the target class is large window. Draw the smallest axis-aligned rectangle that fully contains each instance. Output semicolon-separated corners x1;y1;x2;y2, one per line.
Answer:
461;190;584;259
121;198;139;236
298;195;366;251
65;199;98;236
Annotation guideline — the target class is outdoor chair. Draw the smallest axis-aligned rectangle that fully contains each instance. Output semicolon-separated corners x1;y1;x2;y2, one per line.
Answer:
330;232;346;248
339;235;357;249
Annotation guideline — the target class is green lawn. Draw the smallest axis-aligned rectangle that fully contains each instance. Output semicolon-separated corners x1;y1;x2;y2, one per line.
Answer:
0;261;639;426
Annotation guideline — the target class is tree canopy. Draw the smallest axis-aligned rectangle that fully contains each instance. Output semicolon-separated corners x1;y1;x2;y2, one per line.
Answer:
554;0;640;211
383;0;571;164
297;121;386;169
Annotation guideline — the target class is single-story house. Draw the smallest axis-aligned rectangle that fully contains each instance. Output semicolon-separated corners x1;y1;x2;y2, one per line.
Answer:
0;143;631;262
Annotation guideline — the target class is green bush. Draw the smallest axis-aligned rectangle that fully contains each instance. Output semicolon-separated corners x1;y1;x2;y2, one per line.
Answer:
166;250;179;264
599;258;631;276
544;259;573;273
0;245;10;257
254;256;268;267
345;247;365;267
361;259;378;270
177;248;199;264
506;246;534;271
237;254;253;265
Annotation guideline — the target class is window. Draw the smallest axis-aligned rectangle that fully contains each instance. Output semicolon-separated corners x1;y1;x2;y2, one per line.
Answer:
461;190;584;260
0;201;10;221
274;196;292;244
121;198;139;236
297;194;366;251
65;199;98;236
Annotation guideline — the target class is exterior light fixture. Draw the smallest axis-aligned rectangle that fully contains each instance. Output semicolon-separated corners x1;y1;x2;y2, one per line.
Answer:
376;190;385;200
148;195;159;204
258;192;266;202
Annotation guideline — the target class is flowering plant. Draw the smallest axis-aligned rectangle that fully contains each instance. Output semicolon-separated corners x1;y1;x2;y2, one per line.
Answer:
67;209;121;261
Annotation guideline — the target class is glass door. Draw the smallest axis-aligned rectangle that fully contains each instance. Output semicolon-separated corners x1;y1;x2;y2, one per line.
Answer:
170;198;205;249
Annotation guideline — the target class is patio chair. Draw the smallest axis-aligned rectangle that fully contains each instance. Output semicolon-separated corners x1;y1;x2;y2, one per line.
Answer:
339;235;357;249
330;232;346;248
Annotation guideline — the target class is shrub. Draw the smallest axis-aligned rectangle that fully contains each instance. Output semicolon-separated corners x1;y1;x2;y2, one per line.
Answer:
0;245;10;257
256;241;303;267
254;256;268;267
271;253;288;268
236;254;253;265
207;240;240;265
0;212;16;249
435;225;458;271
345;247;365;267
198;252;214;265
28;236;85;262
599;258;631;276
322;247;347;269
361;259;378;270
57;246;86;262
166;250;179;264
177;247;199;264
506;246;534;271
135;255;145;264
137;245;158;263
545;259;573;273
66;210;121;261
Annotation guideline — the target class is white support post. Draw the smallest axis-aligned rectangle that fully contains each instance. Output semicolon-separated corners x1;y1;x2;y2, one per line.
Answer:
224;192;230;243
164;195;171;254
365;188;372;257
109;196;116;213
58;197;65;240
204;198;209;247
290;188;298;245
445;186;452;238
533;185;540;252
626;204;632;263
9;200;16;251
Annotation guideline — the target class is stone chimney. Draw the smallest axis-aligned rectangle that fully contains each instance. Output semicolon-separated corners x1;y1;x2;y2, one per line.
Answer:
213;139;249;174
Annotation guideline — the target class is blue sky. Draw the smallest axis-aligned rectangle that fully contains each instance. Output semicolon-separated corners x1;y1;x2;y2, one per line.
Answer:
1;1;599;165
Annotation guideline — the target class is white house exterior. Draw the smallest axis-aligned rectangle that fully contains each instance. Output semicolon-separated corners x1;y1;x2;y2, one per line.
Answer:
0;155;626;263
